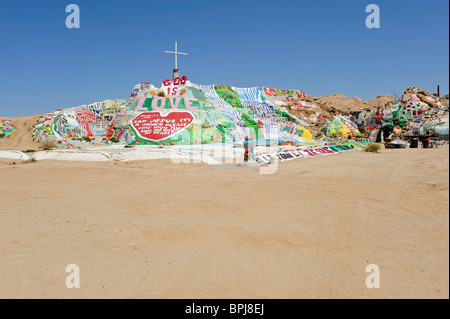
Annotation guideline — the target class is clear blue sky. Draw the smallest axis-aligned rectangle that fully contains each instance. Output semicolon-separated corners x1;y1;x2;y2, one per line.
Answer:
0;0;448;116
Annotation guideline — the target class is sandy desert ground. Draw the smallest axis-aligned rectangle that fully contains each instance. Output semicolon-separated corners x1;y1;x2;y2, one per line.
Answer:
0;144;448;299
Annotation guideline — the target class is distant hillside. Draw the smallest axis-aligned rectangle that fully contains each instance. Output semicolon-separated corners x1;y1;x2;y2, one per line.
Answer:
310;94;395;113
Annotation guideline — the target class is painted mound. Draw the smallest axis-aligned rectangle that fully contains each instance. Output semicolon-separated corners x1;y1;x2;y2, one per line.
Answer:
33;79;316;148
0;120;17;139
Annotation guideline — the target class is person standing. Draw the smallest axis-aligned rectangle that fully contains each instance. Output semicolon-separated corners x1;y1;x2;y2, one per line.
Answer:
244;136;249;162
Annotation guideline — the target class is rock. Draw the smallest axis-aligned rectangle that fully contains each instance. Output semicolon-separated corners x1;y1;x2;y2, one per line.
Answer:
417;93;440;109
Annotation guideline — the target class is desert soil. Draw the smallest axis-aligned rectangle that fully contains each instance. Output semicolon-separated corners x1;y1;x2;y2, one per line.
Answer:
0;145;448;299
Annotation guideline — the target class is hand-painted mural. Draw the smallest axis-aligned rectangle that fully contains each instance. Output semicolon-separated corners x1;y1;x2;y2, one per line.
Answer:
0;120;17;139
33;79;318;147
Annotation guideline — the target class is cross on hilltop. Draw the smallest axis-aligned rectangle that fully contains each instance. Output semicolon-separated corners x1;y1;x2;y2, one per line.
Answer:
165;41;188;80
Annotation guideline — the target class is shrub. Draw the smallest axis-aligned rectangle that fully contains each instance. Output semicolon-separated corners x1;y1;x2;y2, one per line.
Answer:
364;143;381;153
40;140;58;150
22;158;37;164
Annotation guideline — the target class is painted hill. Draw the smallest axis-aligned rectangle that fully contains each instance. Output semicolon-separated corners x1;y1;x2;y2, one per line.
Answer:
2;81;447;154
31;80;318;148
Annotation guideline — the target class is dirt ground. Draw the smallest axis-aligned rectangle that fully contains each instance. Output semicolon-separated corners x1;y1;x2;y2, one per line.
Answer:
0;145;448;299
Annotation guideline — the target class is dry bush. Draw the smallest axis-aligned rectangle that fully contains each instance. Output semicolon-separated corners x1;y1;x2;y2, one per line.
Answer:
40;140;58;150
364;143;381;153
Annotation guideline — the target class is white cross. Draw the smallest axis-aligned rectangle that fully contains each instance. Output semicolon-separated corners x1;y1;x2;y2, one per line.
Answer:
164;41;188;70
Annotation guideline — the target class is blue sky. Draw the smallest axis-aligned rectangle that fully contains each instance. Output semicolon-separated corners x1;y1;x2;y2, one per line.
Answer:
0;0;448;116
